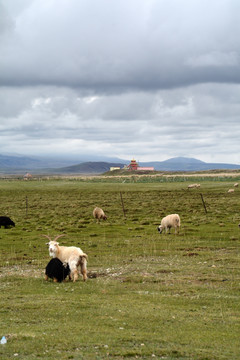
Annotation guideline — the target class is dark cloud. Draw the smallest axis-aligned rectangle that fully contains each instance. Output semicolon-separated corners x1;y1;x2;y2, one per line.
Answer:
1;0;240;90
0;0;239;164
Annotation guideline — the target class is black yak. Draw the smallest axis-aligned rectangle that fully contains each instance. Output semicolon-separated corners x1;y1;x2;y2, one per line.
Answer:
0;216;15;228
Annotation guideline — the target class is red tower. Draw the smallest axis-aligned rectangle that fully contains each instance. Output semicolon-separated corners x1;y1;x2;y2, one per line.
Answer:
127;159;138;170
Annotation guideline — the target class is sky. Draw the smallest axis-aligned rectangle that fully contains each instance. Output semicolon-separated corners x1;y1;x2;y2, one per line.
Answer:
0;0;240;164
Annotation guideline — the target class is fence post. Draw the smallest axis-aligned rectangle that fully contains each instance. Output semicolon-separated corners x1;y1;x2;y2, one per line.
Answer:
120;192;126;219
200;193;207;214
26;196;28;217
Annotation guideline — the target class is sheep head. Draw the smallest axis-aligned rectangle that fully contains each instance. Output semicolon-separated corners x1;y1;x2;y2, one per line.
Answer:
42;235;65;257
47;241;60;257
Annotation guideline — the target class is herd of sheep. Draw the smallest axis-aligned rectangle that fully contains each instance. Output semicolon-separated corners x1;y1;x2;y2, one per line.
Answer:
0;182;239;283
44;207;108;282
45;195;239;283
46;182;239;283
44;210;182;283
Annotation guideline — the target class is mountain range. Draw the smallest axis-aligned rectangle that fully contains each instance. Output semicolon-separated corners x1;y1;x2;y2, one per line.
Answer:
143;157;240;171
0;154;239;174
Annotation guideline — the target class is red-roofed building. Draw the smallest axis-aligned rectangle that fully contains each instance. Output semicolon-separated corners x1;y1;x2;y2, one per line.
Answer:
127;159;154;171
127;159;139;170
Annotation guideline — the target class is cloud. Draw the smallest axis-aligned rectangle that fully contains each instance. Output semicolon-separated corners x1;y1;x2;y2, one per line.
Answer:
0;83;239;162
1;0;240;90
0;0;240;164
186;51;239;68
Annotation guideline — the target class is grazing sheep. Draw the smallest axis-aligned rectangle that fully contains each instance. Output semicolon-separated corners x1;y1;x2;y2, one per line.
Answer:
44;235;88;282
157;214;181;234
234;183;238;187
0;216;15;228
227;189;235;193
188;183;201;189
45;258;70;283
93;207;107;222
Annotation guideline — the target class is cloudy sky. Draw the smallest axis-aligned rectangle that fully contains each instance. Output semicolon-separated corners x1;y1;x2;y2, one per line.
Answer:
0;0;240;163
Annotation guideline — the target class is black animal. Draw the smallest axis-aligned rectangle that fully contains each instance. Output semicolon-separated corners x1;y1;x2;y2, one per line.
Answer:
45;258;71;283
0;216;15;228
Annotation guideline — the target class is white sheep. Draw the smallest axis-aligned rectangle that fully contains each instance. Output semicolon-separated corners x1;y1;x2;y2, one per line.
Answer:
234;183;238;187
157;214;181;234
43;235;88;282
93;207;107;222
227;189;235;193
188;183;201;189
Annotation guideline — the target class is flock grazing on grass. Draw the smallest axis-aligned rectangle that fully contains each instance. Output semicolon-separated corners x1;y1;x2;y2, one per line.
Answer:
1;181;239;283
227;182;239;193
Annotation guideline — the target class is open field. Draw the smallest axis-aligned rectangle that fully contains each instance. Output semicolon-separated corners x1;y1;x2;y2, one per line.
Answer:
0;175;239;359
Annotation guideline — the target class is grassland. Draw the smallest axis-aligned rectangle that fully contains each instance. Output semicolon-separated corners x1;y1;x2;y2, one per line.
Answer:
0;175;239;359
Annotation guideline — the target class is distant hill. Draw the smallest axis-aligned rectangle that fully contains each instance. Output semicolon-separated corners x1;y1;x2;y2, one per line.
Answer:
0;154;239;174
0;154;77;171
0;154;127;174
140;157;240;171
50;157;240;174
0;154;42;169
51;162;125;174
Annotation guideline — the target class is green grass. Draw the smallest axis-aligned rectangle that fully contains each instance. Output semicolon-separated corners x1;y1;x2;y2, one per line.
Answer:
0;178;239;359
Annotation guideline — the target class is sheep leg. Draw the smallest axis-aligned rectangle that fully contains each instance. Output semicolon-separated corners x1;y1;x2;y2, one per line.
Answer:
72;269;79;282
80;259;87;281
44;275;49;281
81;267;87;281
